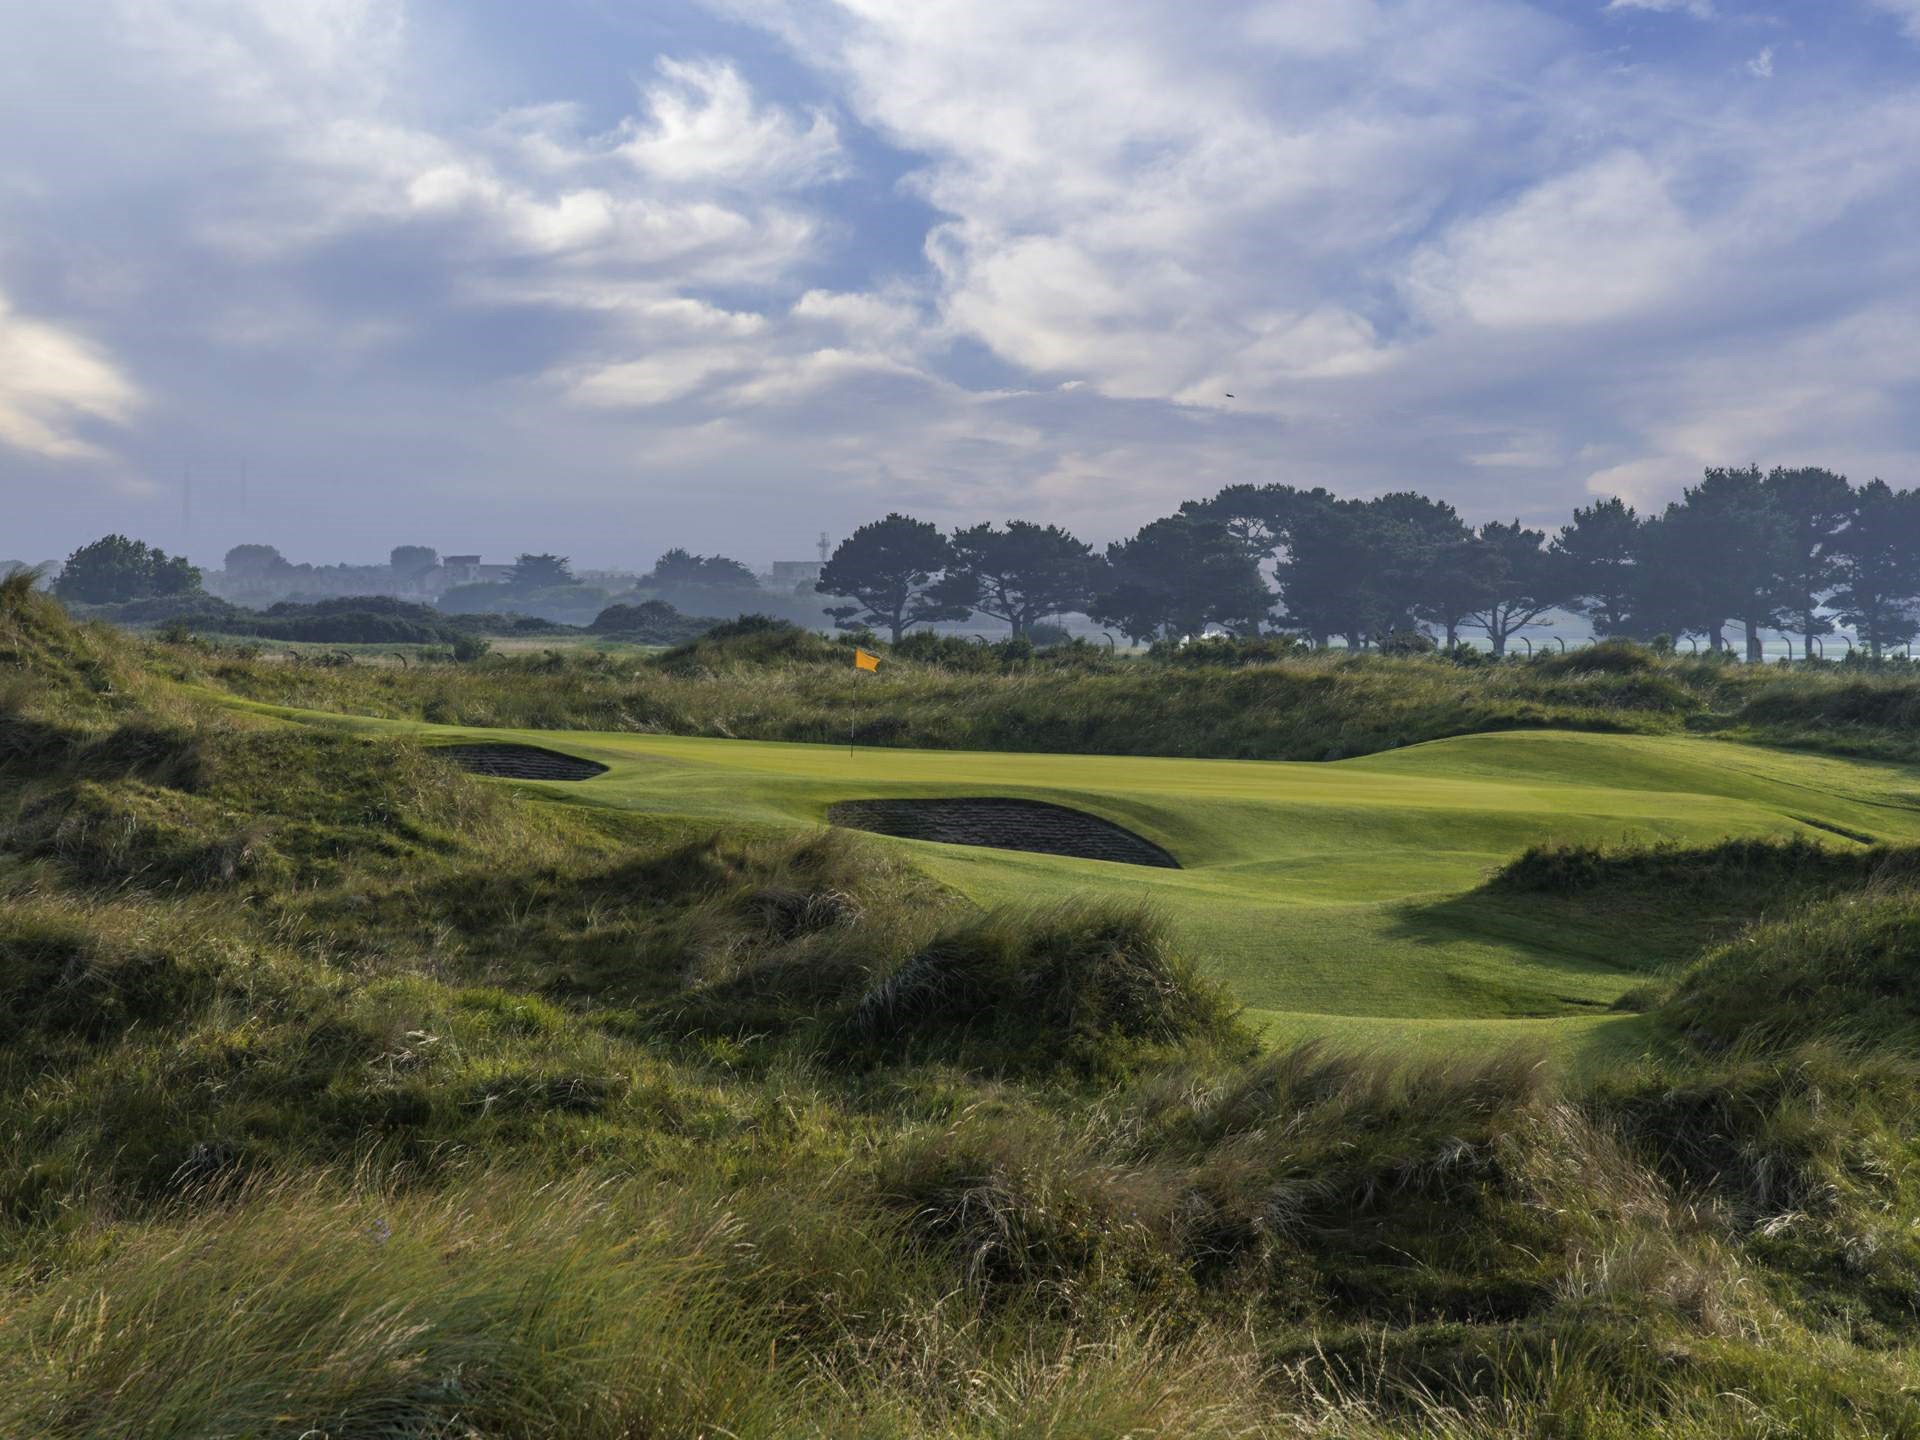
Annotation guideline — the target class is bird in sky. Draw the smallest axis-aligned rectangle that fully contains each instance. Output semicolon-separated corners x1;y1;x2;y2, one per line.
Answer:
1223;392;1235;398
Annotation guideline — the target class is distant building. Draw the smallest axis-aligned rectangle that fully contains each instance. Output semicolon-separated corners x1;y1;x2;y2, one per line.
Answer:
767;559;824;590
438;555;514;588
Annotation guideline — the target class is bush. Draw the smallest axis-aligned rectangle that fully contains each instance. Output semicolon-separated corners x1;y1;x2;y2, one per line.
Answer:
1377;629;1438;657
588;600;713;643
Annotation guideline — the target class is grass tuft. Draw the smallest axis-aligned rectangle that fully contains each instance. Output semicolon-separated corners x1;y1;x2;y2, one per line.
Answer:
837;903;1249;1077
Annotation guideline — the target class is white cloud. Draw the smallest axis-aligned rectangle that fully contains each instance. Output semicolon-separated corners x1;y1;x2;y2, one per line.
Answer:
562;348;751;408
1747;47;1775;79
0;292;140;459
1242;0;1381;56
720;0;1517;410
1404;151;1698;330
614;57;845;188
1604;0;1716;17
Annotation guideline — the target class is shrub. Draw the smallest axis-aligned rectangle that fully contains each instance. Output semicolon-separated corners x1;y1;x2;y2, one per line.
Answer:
1377;629;1438;657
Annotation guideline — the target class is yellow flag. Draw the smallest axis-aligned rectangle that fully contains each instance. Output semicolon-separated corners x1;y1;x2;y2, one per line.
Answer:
854;647;880;671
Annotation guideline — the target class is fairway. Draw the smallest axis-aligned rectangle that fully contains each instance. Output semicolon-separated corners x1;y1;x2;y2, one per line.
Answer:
240;698;1920;1058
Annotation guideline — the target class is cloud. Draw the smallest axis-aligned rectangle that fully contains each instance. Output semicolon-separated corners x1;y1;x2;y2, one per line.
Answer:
1604;0;1716;17
1405;151;1699;330
1747;47;1775;78
1867;1;1920;40
727;0;1514;408
614;58;845;187
0;291;141;459
3;0;1919;565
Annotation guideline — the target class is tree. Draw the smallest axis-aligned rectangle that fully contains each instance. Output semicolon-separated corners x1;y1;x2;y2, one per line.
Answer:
1763;466;1852;654
1276;493;1470;648
224;543;290;579
1637;468;1790;658
1092;516;1271;643
1362;492;1475;640
650;549;760;590
1415;535;1502;648
1464;520;1567;656
509;553;576;588
1552;498;1640;636
1179;484;1337;564
935;521;1099;636
1831;480;1920;658
815;514;969;643
1630;506;1719;648
53;534;202;605
1271;497;1370;647
389;545;438;580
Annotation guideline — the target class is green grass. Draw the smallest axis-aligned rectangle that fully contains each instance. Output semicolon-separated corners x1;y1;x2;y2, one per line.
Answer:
224;694;1920;1059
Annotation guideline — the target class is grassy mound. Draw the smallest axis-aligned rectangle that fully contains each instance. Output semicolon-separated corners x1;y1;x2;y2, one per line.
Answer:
837;904;1247;1076
1659;886;1920;1052
653;613;846;674
1487;833;1900;897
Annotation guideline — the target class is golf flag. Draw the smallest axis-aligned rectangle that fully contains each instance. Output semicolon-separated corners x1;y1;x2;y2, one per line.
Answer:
854;647;880;672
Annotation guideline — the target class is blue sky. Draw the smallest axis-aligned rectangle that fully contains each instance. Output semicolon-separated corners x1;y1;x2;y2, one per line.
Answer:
2;0;1917;569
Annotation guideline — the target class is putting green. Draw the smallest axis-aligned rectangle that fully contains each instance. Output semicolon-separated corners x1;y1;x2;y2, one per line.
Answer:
235;696;1920;1061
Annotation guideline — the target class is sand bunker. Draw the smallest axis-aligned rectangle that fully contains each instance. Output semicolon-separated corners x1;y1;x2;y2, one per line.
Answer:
435;743;608;781
829;797;1180;869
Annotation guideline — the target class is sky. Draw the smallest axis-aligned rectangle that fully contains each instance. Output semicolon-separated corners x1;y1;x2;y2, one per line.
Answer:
2;0;1918;571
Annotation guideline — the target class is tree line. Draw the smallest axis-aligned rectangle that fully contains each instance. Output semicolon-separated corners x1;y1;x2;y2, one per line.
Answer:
818;467;1920;658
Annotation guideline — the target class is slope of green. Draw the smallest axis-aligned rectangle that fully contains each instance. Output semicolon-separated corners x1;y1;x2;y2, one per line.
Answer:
228;694;1920;1056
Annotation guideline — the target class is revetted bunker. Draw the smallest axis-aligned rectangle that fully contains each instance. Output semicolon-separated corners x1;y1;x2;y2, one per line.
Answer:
829;797;1180;869
434;743;608;781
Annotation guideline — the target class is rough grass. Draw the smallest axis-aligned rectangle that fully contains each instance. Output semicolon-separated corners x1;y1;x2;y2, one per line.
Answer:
167;611;1920;764
12;575;1920;1436
837;904;1248;1077
1660;883;1920;1052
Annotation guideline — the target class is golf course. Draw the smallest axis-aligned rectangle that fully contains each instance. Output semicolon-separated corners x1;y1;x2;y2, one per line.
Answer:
236;693;1920;1060
23;575;1920;1437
